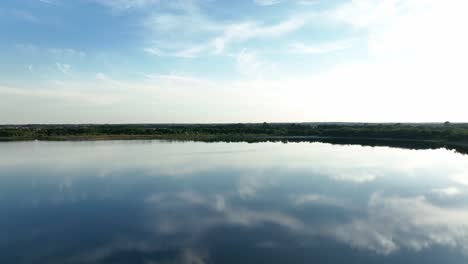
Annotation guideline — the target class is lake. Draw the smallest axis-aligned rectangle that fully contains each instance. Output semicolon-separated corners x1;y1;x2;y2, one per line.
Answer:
2;140;468;264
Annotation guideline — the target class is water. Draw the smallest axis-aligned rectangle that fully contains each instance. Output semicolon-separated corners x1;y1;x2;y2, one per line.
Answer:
1;140;468;264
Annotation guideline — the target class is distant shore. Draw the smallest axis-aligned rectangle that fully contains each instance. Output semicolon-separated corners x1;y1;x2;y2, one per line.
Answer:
1;123;468;154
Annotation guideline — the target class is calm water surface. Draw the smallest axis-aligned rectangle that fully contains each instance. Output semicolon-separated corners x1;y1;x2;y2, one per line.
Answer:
2;140;468;263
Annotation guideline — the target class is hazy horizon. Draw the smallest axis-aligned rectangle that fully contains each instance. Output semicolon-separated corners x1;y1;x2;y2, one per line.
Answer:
1;0;467;123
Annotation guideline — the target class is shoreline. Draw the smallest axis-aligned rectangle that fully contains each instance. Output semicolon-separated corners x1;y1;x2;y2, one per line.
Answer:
2;123;467;154
1;134;467;155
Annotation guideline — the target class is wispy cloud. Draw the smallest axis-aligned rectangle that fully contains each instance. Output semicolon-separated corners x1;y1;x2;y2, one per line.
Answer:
16;44;86;60
144;17;306;57
332;193;468;255
27;64;35;74
38;0;56;4
235;49;277;78
143;1;307;57
49;48;86;59
432;187;463;197
292;194;345;207
254;0;283;6
56;63;72;76
92;0;160;9
143;45;206;58
213;17;306;54
144;73;211;85
289;40;352;54
297;0;319;5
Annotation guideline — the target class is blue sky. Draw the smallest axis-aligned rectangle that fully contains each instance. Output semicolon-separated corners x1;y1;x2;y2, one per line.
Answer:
0;0;467;123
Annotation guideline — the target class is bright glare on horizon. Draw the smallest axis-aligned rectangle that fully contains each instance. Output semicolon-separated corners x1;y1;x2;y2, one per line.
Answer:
0;0;467;124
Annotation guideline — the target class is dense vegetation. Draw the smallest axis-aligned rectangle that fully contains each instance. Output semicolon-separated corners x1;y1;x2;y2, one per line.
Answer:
1;122;468;142
2;122;468;154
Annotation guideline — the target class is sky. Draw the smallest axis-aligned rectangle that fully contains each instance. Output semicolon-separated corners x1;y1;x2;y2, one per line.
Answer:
0;0;467;124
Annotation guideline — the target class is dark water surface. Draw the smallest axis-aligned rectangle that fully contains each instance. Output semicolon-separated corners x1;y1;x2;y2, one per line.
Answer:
2;140;468;264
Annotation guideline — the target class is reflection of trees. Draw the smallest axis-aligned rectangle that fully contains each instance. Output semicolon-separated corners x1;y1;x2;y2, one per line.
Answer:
1;123;468;156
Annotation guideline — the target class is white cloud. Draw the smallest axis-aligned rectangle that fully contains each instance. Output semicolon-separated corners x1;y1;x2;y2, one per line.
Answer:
143;1;307;57
254;0;283;6
297;0;319;5
144;16;305;57
333;218;398;255
289;40;352;54
212;17;306;54
56;63;72;75
176;191;207;205
329;0;468;61
92;0;160;9
49;48;86;59
235;49;277;78
180;249;207;264
332;194;468;255
142;47;164;56
292;194;344;207
254;0;318;6
331;169;380;183
145;45;207;58
208;196;308;232
237;171;274;199
39;0;56;4
432;187;463;197
144;73;212;86
452;174;468;187
27;64;34;74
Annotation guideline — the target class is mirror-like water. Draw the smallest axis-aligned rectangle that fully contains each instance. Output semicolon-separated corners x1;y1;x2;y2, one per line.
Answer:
2;140;468;264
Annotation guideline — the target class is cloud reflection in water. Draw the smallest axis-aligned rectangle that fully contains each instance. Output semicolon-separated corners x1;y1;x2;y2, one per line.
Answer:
1;141;468;263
